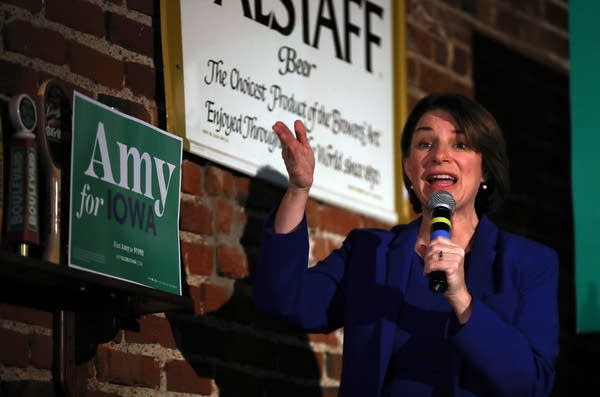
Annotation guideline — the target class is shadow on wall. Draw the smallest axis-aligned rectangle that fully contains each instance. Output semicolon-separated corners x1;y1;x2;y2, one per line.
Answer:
168;166;326;397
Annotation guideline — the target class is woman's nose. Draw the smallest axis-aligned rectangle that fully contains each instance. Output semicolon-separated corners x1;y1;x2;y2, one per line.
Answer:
431;143;450;163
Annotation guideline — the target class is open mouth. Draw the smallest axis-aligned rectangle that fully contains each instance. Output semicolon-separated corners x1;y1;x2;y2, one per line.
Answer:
427;174;457;185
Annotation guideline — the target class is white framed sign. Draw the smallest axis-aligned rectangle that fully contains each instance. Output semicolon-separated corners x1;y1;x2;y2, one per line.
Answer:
161;0;408;223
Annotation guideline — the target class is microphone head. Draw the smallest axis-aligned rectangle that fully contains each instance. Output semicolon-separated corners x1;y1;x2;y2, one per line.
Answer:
427;190;456;214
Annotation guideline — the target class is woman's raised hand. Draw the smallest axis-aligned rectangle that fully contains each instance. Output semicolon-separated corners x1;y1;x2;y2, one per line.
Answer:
272;120;315;233
273;120;315;192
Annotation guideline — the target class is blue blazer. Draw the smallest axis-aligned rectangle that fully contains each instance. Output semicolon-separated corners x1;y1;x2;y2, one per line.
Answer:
253;214;559;397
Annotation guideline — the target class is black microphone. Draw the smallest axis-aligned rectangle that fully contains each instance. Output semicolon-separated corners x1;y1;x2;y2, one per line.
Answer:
427;190;456;293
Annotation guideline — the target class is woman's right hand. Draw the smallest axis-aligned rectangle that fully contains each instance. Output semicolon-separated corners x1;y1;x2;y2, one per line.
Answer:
273;120;315;192
272;120;315;233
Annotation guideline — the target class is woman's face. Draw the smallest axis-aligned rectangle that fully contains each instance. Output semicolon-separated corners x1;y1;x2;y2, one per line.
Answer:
403;109;484;214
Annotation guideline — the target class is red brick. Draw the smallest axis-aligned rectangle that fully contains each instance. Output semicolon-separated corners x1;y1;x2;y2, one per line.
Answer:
439;15;472;45
96;346;160;388
194;283;231;314
0;61;38;97
2;0;42;12
234;175;250;204
112;330;124;344
125;61;155;98
135;104;153;125
0;304;53;328
127;0;156;16
5;20;68;65
123;315;177;348
95;346;109;382
326;353;343;380
320;204;363;236
306;199;322;229
106;12;154;57
313;351;325;376
29;333;53;369
84;391;121;397
408;24;436;60
181;160;203;196
536;27;569;60
217;244;249;279
205;166;234;197
311;236;329;263
362;215;393;230
68;42;124;90
0;328;29;367
498;0;542;17
322;388;340;397
308;332;341;347
179;199;213;234
188;285;202;314
0;380;55;396
545;1;568;31
236;207;248;226
474;0;496;25
147;103;160;126
417;61;472;97
216;198;234;234
434;40;449;66
165;360;213;394
494;7;523;39
46;0;104;37
96;94;150;123
181;241;214;276
452;44;470;77
407;57;418;86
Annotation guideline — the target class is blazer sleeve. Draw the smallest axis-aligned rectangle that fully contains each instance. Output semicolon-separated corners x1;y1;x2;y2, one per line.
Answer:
451;236;559;397
252;210;350;333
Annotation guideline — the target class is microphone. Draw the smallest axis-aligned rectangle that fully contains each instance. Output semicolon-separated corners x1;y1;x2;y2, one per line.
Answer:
427;190;456;293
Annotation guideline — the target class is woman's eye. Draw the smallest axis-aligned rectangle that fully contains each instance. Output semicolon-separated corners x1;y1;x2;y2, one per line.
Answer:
416;141;432;149
454;142;468;150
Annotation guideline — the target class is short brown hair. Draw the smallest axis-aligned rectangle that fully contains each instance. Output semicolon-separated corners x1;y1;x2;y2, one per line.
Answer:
401;93;510;214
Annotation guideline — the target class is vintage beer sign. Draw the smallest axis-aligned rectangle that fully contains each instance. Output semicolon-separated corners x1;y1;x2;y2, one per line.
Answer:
69;92;183;295
161;0;406;223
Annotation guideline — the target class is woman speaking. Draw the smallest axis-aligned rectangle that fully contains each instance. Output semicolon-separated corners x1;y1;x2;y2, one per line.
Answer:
253;93;559;397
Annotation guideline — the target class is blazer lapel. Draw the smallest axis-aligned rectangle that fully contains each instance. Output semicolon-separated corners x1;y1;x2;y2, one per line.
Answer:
450;215;500;394
386;218;420;299
465;215;500;300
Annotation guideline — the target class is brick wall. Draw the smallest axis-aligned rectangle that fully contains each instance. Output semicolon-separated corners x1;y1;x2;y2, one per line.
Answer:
0;0;568;396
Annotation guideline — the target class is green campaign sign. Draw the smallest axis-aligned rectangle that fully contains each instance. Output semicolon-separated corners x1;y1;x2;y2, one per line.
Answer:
69;92;182;295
